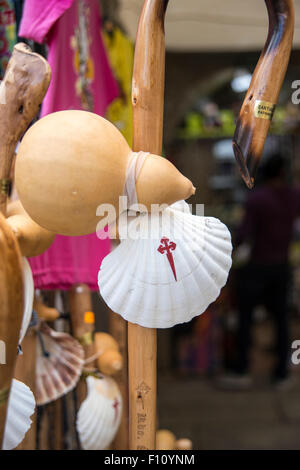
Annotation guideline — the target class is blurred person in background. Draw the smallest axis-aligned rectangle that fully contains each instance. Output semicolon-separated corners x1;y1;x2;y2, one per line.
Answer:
221;153;300;389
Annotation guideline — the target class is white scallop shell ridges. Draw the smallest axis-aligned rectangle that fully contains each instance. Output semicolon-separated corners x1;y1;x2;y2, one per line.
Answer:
77;375;122;450
19;257;34;344
2;379;35;450
36;323;84;405
99;201;232;328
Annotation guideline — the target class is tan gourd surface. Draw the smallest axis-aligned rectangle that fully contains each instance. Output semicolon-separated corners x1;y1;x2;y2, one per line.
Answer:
0;214;23;448
6;201;55;257
175;438;193;450
156;429;176;450
156;430;192;450
16;111;129;236
97;349;123;376
15;110;194;236
7;199;26;217
94;332;122;376
0;43;51;215
136;155;194;209
33;295;59;322
94;332;119;353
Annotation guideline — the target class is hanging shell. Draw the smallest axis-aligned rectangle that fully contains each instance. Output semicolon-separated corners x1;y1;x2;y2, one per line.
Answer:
76;375;122;450
36;323;84;405
99;201;232;328
19;257;34;344
2;379;35;450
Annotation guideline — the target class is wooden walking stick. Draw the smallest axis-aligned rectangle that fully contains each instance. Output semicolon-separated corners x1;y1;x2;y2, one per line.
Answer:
6;176;54;447
0;214;23;448
109;311;129;450
128;0;169;450
68;284;96;407
14;330;37;450
0;43;50;448
233;0;294;188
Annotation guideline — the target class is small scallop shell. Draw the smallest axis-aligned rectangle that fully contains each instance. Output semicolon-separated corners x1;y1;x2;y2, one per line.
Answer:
19;257;34;344
76;375;122;450
2;379;35;450
36;323;84;405
99;201;232;328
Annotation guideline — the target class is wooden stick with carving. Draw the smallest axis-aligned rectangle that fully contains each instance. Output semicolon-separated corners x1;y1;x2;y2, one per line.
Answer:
128;0;169;450
0;214;23;448
109;311;129;450
0;44;50;448
233;0;294;188
14;330;37;450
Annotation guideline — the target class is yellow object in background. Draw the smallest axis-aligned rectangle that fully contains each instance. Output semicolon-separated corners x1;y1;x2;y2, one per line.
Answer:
103;27;134;146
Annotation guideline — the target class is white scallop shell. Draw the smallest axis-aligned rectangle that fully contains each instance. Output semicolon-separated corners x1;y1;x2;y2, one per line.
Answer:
170;199;192;214
19;257;34;344
76;375;122;450
36;323;84;405
2;379;35;450
99;201;232;328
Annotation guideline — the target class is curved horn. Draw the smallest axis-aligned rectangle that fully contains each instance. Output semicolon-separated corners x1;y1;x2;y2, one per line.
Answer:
233;0;294;189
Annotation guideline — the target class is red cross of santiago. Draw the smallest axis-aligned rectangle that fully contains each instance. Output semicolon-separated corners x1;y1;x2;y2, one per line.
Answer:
157;237;177;281
113;397;120;423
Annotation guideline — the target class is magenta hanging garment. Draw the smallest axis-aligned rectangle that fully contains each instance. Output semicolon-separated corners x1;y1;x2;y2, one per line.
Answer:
19;0;119;290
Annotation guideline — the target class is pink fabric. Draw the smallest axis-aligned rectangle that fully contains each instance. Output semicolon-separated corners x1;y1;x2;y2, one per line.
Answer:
19;0;119;291
19;0;74;44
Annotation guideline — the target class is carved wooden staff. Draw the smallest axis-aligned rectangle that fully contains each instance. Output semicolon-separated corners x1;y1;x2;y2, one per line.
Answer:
109;311;128;450
128;0;169;450
233;0;294;188
0;43;50;448
0;214;23;448
14;330;37;450
68;284;96;407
